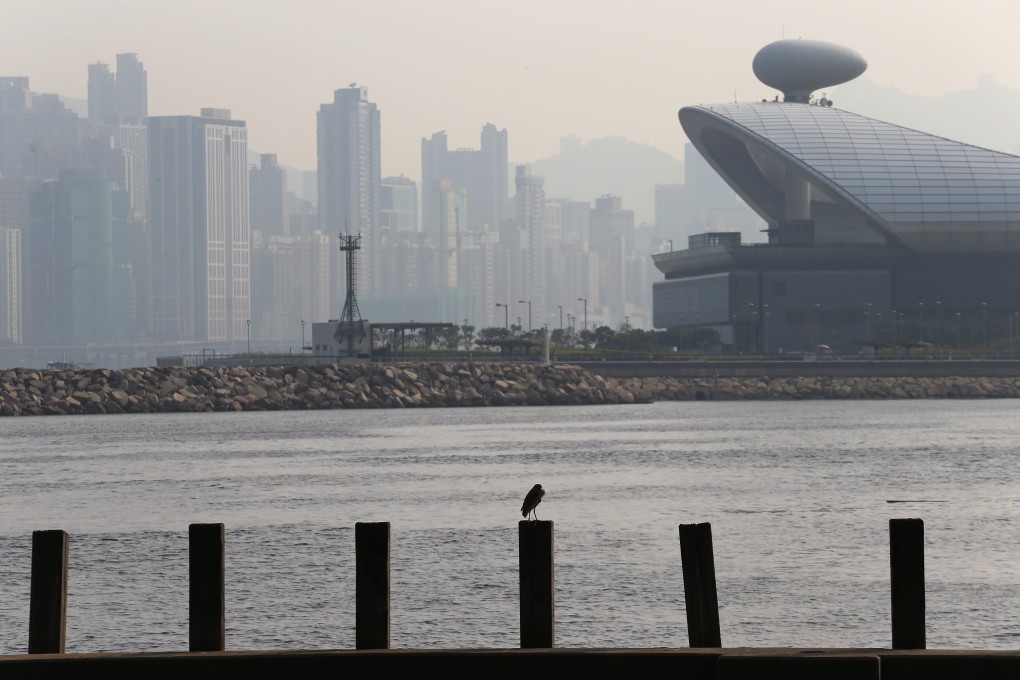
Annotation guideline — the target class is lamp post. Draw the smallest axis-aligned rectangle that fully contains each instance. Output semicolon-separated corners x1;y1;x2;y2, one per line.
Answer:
935;299;941;347
301;320;306;352
762;304;769;352
558;305;563;337
669;239;673;251
518;300;532;333
246;319;251;355
625;316;630;352
982;302;988;349
955;311;961;348
918;302;924;343
577;297;588;331
814;303;821;347
495;302;508;331
865;302;872;340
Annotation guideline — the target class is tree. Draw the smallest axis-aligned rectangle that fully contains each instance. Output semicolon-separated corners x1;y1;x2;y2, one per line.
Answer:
592;325;616;348
460;321;476;350
436;327;460;350
477;326;510;343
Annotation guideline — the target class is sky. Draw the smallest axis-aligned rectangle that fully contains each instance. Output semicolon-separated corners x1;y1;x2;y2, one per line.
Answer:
6;0;1020;179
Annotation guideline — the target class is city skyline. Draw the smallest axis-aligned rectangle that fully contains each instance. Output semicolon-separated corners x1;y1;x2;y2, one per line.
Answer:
7;0;1020;179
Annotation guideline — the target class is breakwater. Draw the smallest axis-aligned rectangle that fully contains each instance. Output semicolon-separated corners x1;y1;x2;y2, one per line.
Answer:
2;363;1020;416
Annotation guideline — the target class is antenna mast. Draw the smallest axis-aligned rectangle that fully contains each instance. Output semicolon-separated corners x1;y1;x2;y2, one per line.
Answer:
337;231;364;357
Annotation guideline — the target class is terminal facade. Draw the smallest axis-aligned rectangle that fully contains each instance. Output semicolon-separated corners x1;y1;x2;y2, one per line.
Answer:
653;40;1020;353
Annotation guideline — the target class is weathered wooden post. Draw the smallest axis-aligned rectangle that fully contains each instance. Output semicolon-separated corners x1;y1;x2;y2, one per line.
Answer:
189;523;225;652
678;522;721;647
28;530;69;654
356;522;390;649
890;518;925;649
519;520;554;648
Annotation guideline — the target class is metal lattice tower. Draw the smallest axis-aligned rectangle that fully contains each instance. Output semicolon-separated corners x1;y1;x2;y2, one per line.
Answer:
338;233;362;326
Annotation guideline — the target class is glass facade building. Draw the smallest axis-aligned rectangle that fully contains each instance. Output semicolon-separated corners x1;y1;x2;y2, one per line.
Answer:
653;102;1020;352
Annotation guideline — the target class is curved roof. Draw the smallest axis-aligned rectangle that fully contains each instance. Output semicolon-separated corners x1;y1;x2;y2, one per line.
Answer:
680;102;1020;251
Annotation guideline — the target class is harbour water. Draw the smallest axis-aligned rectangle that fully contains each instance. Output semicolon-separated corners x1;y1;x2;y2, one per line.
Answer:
1;400;1018;653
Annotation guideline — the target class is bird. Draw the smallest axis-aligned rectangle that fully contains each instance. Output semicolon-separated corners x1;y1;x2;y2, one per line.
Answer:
521;484;545;520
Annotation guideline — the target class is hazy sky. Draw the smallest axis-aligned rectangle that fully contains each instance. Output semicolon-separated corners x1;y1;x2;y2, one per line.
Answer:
7;0;1020;178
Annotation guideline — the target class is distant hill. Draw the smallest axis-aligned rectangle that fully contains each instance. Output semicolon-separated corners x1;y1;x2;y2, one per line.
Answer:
525;135;683;225
834;76;1020;155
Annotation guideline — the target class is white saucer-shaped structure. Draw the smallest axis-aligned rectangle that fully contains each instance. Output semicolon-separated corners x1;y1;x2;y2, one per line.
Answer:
752;39;867;102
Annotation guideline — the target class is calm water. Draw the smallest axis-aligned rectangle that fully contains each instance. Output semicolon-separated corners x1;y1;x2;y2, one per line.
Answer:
1;400;1019;653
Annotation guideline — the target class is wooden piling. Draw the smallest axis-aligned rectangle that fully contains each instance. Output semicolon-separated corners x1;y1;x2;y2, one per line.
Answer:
28;530;68;654
356;522;390;649
519;520;554;648
678;522;721;648
189;523;225;652
890;518;925;649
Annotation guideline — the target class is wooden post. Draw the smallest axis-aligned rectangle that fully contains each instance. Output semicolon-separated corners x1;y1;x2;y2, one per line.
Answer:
519;520;554;648
678;522;721;647
189;523;225;652
356;522;390;649
890;518;925;649
28;530;68;654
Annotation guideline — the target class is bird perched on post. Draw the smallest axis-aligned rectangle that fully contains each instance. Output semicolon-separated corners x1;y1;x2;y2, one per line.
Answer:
521;484;545;520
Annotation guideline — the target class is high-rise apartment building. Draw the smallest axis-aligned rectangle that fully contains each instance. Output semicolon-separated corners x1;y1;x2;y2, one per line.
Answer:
115;53;147;124
87;63;116;122
421;123;508;234
250;153;288;238
317;86;381;305
0;77;80;179
0;227;21;345
27;171;124;345
380;175;417;236
515;165;546;329
148;108;250;342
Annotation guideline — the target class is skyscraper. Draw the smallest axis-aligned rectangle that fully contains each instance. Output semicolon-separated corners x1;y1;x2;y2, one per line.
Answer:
515;165;546;328
380;175;417;236
87;63;116;122
86;54;149;219
115;53;147;124
421;123;508;234
148;108;250;342
0;227;21;345
250;153;288;238
317;86;381;305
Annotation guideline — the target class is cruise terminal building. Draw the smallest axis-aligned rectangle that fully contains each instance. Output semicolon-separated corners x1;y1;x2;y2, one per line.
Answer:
653;40;1020;353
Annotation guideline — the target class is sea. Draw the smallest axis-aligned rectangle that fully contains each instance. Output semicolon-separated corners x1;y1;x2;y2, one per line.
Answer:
1;400;1018;654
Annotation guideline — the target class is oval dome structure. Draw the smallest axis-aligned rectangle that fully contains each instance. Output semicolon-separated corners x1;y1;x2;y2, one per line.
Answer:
753;39;867;102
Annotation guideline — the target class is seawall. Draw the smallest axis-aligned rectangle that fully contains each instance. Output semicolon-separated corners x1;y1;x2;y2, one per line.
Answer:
2;362;1020;416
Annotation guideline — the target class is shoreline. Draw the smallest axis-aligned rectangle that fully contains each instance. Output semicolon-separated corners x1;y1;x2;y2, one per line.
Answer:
3;362;1020;416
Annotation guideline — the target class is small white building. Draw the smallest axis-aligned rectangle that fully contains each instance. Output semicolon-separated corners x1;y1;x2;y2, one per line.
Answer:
311;320;373;358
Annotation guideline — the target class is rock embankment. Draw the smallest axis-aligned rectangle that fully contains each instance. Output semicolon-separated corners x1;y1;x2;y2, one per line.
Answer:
618;374;1020;402
1;364;1019;416
0;363;638;416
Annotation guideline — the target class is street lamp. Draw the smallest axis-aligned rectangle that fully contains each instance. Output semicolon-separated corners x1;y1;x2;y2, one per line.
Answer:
301;320;306;352
577;297;588;331
865;302;872;340
625;315;630;352
246;319;251;355
762;304;769;352
495;302;508;331
558;305;563;337
955;311;961;348
814;303;822;347
518;300;532;333
935;299;941;347
918;302;924;343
